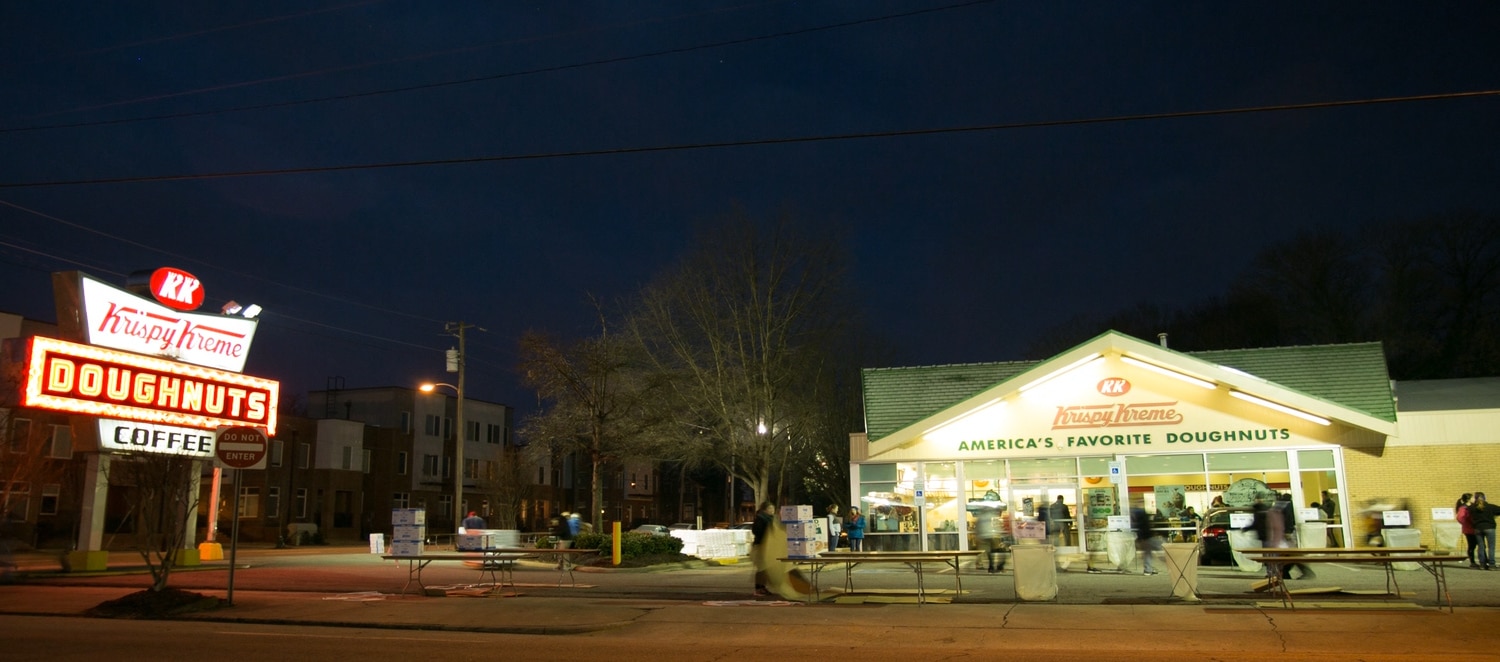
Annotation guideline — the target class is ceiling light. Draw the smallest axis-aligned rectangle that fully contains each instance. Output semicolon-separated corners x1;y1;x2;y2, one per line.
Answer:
1120;355;1215;389
1229;391;1331;426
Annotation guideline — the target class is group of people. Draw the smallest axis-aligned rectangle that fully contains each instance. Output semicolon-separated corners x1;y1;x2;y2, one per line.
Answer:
1456;492;1500;570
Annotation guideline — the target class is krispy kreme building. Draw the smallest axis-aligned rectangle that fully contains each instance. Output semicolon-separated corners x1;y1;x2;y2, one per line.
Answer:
848;330;1499;563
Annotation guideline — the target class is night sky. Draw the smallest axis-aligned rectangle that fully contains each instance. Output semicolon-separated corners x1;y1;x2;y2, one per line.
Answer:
2;2;1497;413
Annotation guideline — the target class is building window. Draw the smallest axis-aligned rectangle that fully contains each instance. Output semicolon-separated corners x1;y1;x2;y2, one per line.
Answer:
486;423;501;444
40;484;60;515
401;411;412;434
294;488;308;518
422;454;438;477
466;420;479;443
342;446;353;471
49;425;71;458
4;482;27;520
298;442;310;470
397;451;409;476
393;492;410;509
9;418;30;453
271;439;284;467
538;467;545;485
238;486;260;518
362;449;372;474
425;414;441;436
267;487;280;519
444;417;453;441
438;495;453;519
442;456;452;478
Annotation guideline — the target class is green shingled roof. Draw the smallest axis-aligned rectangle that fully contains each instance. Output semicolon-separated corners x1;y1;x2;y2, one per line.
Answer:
862;335;1393;442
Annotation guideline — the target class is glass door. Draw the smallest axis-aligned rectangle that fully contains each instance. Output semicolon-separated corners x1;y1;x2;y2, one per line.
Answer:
1009;483;1079;550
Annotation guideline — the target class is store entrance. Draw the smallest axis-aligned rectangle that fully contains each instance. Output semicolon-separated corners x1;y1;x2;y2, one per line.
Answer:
1009;483;1079;550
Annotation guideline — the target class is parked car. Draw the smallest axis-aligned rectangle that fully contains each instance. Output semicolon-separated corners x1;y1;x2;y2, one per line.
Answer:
669;523;696;530
1199;509;1249;565
631;524;669;536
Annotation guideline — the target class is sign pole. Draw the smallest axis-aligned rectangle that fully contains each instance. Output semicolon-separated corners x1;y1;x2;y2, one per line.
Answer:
228;467;240;606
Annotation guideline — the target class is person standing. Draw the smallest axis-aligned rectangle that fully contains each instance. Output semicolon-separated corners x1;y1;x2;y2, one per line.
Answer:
1469;492;1499;570
1456;493;1478;569
1048;495;1072;547
825;504;843;552
845;507;865;551
751;501;777;596
461;511;486;532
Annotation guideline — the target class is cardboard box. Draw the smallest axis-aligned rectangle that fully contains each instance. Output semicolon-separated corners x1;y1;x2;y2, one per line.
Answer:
784;519;825;539
392;508;426;525
779;505;813;522
456;533;496;551
392;524;426;541
389;541;423;557
786;539;826;558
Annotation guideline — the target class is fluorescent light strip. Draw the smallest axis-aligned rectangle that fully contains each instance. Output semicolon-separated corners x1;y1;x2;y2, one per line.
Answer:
1120;356;1216;389
1229;391;1331;426
923;398;1006;435
1018;353;1104;393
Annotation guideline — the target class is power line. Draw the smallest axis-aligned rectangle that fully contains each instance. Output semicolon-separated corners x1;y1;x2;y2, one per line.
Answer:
0;198;444;324
2;89;1495;189
2;0;990;133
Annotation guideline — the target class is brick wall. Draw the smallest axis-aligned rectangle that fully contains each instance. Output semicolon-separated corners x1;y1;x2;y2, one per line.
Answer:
1343;444;1500;547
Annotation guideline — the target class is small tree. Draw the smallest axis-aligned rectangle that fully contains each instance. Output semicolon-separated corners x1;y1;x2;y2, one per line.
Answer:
109;454;202;592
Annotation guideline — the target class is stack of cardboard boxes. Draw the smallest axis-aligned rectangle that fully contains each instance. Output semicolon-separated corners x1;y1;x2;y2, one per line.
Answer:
781;505;827;558
391;508;426;556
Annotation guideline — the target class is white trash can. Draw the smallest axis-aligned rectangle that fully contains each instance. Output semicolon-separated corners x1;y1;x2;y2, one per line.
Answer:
1163;542;1200;601
1297;522;1327;549
1381;527;1422;571
1106;531;1136;571
1012;543;1058;601
1432;521;1462;554
1228;529;1263;572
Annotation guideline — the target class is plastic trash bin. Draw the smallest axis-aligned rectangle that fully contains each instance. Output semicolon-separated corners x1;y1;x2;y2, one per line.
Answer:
1382;527;1422;570
1012;543;1058;601
1432;521;1462;554
1228;529;1263;572
1163;542;1200;600
1297;522;1327;549
1106;531;1136;571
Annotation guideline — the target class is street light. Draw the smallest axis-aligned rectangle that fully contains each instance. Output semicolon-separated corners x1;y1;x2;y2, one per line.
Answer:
420;381;464;532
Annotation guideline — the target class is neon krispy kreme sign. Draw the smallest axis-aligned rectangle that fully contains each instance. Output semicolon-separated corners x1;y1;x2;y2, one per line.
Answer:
1052;401;1184;429
97;419;216;459
78;274;257;372
23;336;278;434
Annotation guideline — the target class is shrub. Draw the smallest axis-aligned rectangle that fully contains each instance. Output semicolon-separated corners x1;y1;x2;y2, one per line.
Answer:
572;531;684;560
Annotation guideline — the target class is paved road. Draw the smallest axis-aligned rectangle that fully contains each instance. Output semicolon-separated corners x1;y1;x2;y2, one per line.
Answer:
3;545;1499;661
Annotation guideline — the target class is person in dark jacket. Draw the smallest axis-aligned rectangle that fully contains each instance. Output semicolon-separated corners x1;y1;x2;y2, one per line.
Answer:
1131;507;1162;575
845;507;866;551
1470;492;1500;570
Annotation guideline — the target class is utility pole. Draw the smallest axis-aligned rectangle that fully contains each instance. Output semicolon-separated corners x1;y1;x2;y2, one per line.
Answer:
445;321;472;533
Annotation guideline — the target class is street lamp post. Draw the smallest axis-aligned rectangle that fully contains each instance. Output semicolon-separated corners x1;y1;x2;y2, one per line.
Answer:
421;380;465;531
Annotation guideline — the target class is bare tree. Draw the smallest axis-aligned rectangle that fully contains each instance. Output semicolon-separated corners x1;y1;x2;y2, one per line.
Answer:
107;455;201;592
517;301;667;532
627;209;858;509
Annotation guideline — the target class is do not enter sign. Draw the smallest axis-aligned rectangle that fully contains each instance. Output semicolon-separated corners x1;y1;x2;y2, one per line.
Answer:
216;426;268;470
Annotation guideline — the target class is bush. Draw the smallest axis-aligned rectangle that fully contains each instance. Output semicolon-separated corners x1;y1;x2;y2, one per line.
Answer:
572;531;684;560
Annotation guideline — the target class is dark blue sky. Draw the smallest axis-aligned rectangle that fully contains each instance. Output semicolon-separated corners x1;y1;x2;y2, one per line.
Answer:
2;1;1497;412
